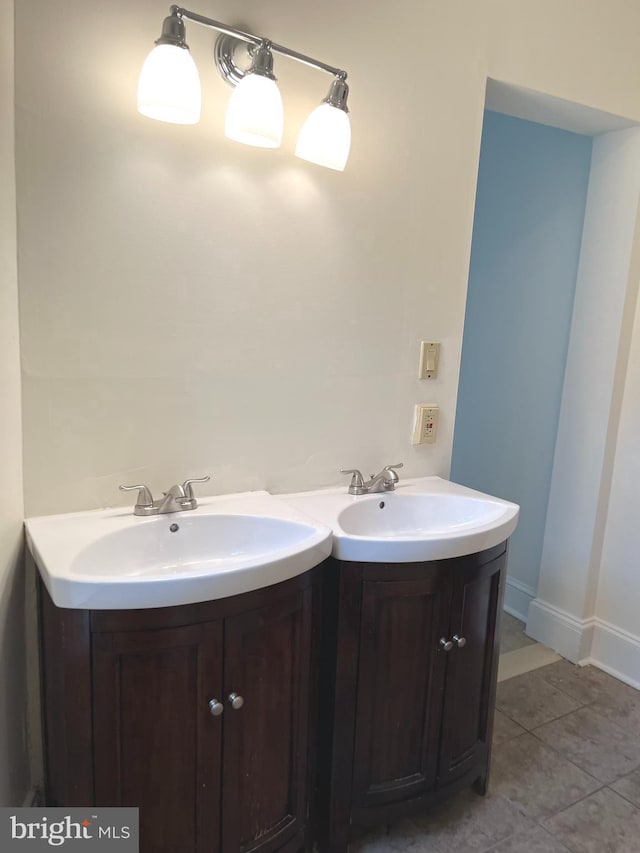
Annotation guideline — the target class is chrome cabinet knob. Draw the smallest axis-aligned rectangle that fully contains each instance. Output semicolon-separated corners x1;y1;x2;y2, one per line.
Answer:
453;634;466;648
228;693;244;710
439;637;453;652
208;699;224;716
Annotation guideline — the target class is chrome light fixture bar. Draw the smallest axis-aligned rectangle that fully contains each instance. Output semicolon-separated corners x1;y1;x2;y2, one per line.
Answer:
138;5;351;171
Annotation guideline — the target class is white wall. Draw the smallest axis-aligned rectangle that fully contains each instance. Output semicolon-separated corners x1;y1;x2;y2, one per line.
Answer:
16;0;471;517
591;234;640;686
0;0;30;806
529;128;640;677
14;0;640;518
8;0;640;691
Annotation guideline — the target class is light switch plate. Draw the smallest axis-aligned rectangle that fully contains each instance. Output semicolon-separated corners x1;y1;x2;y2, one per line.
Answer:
412;405;439;445
419;341;440;379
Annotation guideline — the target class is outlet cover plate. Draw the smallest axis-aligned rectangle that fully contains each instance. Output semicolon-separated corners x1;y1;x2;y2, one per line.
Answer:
412;404;439;445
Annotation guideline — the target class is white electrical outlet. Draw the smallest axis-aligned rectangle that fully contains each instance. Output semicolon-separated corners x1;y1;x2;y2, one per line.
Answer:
418;341;440;379
412;405;439;445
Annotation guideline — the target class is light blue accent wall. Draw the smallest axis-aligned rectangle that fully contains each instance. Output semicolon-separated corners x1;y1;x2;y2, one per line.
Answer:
451;110;592;600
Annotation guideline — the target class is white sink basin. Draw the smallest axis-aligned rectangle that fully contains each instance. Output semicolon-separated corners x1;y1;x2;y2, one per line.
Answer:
338;493;509;537
281;477;519;563
26;478;518;608
26;491;332;610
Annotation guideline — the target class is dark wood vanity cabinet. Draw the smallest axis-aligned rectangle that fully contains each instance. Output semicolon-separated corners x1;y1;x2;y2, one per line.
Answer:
39;541;507;853
91;620;223;853
316;543;506;852
39;568;322;853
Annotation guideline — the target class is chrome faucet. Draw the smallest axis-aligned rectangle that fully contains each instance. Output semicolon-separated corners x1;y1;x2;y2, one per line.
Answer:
340;464;403;495
119;477;210;516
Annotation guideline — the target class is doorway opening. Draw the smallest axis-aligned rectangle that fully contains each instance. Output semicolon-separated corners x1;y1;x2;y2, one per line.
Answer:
451;80;640;665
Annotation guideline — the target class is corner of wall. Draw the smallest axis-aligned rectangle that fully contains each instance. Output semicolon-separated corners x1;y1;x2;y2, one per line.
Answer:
0;0;32;807
531;127;640;691
526;598;595;663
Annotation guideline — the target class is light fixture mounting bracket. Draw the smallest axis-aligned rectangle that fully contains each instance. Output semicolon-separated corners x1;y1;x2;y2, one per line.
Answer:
213;33;253;87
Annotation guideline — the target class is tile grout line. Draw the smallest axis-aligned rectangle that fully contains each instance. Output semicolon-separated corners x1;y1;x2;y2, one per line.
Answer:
490;728;606;823
531;781;607;830
495;691;589;733
529;693;640;741
493;706;527;730
492;655;640;851
526;701;640;783
527;727;607;783
535;822;574;853
532;783;640;853
525;699;590;731
495;665;618;733
493;672;640;825
606;780;640;810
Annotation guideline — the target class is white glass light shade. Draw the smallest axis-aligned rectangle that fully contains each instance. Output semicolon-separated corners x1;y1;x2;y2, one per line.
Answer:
295;103;351;171
137;44;201;125
225;74;284;148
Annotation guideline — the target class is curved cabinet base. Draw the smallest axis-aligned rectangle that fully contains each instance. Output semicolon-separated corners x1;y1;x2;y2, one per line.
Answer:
316;543;507;852
38;540;508;853
38;566;324;853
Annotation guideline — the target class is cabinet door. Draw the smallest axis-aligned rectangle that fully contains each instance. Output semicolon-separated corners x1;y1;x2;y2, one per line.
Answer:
351;576;451;809
438;552;505;787
92;622;223;853
221;587;313;853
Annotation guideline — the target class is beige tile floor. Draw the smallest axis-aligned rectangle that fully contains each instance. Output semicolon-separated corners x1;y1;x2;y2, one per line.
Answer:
497;614;561;683
350;615;640;853
500;612;539;654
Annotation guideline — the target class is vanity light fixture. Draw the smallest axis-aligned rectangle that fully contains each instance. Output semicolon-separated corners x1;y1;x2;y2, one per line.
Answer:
137;5;351;171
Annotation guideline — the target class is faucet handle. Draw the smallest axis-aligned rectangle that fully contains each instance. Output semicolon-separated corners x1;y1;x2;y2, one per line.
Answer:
383;463;403;485
182;476;211;500
119;484;154;507
340;468;364;486
340;468;366;494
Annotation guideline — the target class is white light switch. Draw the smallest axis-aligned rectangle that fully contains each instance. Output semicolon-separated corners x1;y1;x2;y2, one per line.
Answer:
412;405;439;445
419;341;440;379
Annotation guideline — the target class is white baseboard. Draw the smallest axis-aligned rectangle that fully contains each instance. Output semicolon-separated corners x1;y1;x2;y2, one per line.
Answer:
586;619;640;690
526;598;595;662
503;575;537;623
527;598;640;688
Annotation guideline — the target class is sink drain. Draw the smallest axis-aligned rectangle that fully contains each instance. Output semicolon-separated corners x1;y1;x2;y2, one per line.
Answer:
169;523;179;533
379;501;385;509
